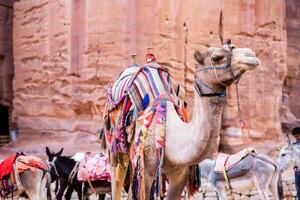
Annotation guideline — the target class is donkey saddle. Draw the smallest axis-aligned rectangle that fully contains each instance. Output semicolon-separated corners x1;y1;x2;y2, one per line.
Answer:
213;148;255;181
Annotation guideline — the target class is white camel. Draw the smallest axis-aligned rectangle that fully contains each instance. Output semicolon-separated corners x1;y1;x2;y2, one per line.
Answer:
199;152;282;200
108;41;260;200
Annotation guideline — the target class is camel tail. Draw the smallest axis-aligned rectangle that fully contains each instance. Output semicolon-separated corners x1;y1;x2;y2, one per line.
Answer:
277;172;284;200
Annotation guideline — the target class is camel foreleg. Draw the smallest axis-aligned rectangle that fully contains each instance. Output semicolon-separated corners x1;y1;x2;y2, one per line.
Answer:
166;168;188;200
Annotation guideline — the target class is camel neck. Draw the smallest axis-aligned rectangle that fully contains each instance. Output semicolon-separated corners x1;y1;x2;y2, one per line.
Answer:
165;88;225;165
189;90;225;163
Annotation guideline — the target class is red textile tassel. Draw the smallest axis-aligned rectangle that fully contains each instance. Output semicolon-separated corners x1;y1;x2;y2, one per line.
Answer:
146;53;156;63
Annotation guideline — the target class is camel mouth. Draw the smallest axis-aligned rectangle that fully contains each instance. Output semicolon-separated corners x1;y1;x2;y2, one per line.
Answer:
232;49;260;69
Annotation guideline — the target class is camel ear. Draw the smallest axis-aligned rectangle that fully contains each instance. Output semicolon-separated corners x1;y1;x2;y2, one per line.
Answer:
46;146;51;157
194;50;204;65
57;148;64;156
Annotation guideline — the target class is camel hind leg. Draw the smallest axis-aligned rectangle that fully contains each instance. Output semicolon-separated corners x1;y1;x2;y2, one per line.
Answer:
110;153;129;200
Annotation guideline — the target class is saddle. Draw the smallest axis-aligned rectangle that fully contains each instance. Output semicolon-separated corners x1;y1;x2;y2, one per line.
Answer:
77;152;111;182
15;155;48;174
214;148;254;172
0;153;48;198
212;148;255;182
104;60;186;153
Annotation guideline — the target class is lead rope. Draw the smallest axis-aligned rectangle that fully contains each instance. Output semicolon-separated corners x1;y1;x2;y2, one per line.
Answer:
235;83;267;200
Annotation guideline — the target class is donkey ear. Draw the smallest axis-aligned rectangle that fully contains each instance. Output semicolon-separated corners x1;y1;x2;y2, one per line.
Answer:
225;39;231;46
194;50;204;65
286;134;292;146
57;148;64;156
46;146;51;157
277;147;281;151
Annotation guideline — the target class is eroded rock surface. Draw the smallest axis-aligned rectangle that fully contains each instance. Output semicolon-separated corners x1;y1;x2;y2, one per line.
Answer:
0;0;297;158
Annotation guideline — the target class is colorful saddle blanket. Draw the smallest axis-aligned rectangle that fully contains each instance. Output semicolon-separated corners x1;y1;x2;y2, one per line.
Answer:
0;154;17;180
105;62;186;153
0;154;19;198
77;153;111;182
214;148;255;172
106;62;184;112
0;175;16;197
0;153;47;198
131;98;199;200
16;155;48;174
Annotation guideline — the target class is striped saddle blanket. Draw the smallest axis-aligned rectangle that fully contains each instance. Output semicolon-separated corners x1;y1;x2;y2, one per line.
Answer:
106;62;184;113
105;61;185;153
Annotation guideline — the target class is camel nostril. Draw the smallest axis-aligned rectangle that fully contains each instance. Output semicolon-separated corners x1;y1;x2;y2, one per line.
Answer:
244;52;255;57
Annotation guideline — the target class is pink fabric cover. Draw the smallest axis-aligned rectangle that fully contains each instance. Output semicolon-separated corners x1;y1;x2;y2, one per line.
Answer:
77;153;111;182
214;148;254;172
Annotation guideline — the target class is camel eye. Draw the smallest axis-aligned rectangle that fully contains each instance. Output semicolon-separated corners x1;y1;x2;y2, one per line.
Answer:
212;55;224;62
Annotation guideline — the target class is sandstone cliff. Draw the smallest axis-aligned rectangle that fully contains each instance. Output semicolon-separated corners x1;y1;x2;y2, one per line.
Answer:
0;0;297;158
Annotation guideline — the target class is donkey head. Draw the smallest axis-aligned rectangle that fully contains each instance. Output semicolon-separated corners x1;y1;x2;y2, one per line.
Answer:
46;146;64;162
277;144;300;172
45;147;64;182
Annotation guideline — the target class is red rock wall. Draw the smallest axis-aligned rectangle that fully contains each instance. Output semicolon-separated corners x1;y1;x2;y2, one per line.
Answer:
281;0;300;133
10;0;290;155
0;0;14;108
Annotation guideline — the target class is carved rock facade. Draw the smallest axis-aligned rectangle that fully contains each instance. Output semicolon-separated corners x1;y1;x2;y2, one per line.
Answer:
1;0;298;156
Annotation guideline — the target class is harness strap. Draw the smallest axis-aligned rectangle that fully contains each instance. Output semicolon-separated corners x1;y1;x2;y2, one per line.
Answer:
87;179;97;194
68;162;80;184
12;158;24;195
222;155;233;190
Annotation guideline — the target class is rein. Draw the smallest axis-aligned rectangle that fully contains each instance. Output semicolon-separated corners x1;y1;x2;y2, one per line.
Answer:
236;82;266;200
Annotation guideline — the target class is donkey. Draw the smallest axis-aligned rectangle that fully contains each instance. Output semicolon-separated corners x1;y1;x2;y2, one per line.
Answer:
45;147;111;200
16;169;51;200
199;153;283;200
277;144;300;173
3;157;51;200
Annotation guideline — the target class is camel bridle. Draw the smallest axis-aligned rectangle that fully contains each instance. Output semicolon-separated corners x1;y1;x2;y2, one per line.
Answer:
194;45;236;97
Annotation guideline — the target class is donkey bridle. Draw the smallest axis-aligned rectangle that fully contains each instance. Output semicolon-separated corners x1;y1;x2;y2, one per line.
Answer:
48;157;79;184
195;46;236;97
48;157;60;177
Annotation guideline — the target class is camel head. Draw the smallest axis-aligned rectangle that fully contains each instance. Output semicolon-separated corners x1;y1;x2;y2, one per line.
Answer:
194;40;260;96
